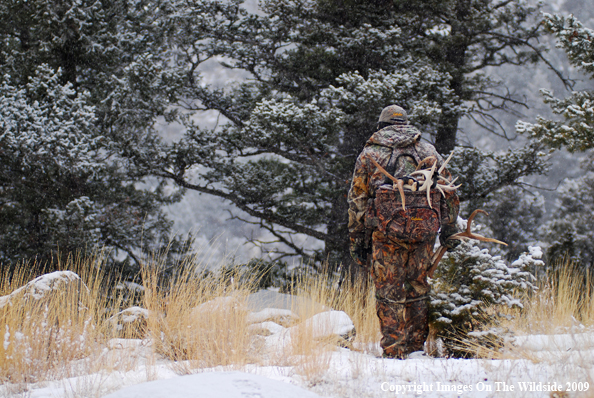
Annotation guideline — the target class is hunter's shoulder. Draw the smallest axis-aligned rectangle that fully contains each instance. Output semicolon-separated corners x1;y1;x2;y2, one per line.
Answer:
366;125;421;148
415;140;440;157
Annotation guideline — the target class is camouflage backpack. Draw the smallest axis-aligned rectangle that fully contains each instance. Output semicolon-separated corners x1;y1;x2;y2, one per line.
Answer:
365;143;442;243
369;187;441;243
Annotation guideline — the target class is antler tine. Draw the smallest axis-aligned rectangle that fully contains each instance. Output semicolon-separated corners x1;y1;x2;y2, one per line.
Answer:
396;179;406;211
369;157;398;184
369;157;407;210
416;156;437;171
465;209;486;233
450;209;508;246
438;151;455;175
437;184;461;192
438;175;458;185
426;161;437;208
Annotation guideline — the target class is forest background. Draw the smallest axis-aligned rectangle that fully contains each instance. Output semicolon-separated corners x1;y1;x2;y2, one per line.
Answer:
1;0;594;282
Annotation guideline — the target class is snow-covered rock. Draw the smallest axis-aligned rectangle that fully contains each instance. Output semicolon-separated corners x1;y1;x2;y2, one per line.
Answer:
248;321;285;336
266;310;355;347
109;306;150;338
299;310;355;340
101;371;323;398
247;308;299;326
0;271;85;308
247;290;329;315
191;296;246;315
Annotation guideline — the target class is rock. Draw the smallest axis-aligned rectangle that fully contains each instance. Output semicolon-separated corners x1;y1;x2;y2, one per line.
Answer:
247;290;329;318
297;310;355;341
247;308;299;327
0;271;86;309
109;306;149;338
266;310;356;348
248;321;285;336
191;296;246;316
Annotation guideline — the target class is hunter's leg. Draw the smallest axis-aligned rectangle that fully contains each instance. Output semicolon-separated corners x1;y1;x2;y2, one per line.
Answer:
371;232;409;358
403;240;433;353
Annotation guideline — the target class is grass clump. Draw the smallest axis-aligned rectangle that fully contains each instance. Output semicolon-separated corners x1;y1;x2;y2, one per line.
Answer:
0;253;122;384
142;256;257;369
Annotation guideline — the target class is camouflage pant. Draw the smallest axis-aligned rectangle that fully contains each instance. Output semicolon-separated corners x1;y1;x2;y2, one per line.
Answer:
371;231;433;358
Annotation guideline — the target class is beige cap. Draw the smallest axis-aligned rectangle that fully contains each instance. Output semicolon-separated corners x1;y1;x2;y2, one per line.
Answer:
378;105;408;124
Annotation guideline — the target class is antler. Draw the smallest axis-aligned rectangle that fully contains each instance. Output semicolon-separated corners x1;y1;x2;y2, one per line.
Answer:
369;157;407;210
435;176;460;197
369;153;457;211
428;210;508;278
452;210;507;245
438;151;454;175
416;156;437;171
411;161;437;208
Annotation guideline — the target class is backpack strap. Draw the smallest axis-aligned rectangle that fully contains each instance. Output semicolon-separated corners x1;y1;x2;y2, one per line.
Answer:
384;145;422;184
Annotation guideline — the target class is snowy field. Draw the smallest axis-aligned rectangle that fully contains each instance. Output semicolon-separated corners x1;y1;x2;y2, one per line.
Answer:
3;277;593;398
7;327;594;398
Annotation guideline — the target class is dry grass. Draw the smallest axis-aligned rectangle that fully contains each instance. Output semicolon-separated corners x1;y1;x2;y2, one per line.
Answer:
336;277;381;352
459;260;594;361
6;251;594;394
497;261;594;336
0;252;129;384
282;267;380;383
291;269;380;352
141;255;257;370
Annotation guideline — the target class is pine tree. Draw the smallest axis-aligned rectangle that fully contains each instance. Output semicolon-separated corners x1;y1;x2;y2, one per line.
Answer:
516;13;594;152
145;0;553;269
322;0;565;153
482;186;545;262
540;172;594;268
515;14;594;268
0;0;196;273
430;238;541;357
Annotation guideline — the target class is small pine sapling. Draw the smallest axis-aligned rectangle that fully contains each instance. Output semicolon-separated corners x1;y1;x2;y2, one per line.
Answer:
429;218;541;357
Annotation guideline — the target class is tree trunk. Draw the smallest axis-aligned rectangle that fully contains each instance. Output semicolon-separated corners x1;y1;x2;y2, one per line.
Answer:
435;111;460;154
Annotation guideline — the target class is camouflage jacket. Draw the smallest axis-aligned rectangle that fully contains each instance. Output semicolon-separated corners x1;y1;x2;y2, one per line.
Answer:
347;124;460;264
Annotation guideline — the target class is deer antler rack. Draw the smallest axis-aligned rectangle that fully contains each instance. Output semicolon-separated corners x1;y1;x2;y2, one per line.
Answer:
428;209;508;278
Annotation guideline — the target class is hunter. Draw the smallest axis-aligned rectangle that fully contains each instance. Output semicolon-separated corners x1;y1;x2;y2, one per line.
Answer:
347;105;460;358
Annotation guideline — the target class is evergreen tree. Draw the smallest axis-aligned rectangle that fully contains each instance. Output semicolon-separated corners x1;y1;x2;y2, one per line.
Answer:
0;0;200;273
540;172;594;269
430;238;541;357
516;14;594;268
152;0;550;269
322;0;567;153
482;186;545;262
516;13;594;152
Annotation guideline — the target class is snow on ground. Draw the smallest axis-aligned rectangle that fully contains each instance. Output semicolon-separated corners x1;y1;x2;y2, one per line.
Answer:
9;339;594;398
101;371;323;398
5;327;594;398
2;289;593;398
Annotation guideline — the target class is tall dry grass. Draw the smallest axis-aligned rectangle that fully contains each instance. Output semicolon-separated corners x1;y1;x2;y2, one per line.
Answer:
291;268;380;351
283;267;380;383
500;260;594;335
459;259;594;361
0;251;383;387
141;255;257;371
0;252;129;384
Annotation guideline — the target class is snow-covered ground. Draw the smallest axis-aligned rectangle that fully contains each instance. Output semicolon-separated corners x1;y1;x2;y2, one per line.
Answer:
4;305;594;398
10;335;593;398
2;272;592;398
